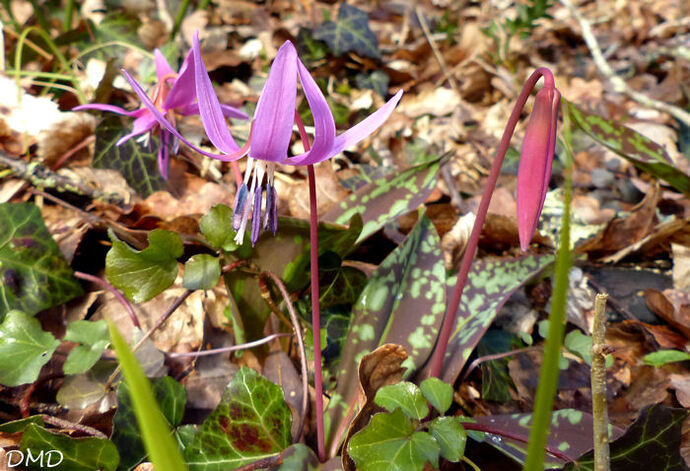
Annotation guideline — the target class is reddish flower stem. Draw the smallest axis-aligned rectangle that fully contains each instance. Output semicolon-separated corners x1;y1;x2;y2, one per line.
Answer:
428;68;555;379
294;112;326;462
74;271;141;329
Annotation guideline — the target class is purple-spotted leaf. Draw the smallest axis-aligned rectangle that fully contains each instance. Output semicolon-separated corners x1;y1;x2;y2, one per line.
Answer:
326;214;445;450
0;203;83;317
564;404;689;471
420;254;554;384
184;367;292;471
324;157;443;242
474;409;625;468
565;100;690;194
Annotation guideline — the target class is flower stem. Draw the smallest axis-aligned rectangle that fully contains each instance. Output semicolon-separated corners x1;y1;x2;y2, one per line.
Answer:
294;112;326;461
74;271;141;329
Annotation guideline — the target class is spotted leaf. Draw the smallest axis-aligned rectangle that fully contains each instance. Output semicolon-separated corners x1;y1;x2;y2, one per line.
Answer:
313;3;380;59
324;157;443;242
327;214;445;449
565;100;690;194
184;367;292;471
0;202;83;317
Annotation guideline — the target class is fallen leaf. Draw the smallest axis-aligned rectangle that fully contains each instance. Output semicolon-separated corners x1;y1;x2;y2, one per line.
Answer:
645;289;690;339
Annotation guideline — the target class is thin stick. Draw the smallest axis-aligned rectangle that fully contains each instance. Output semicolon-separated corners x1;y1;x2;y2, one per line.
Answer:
294;111;326;462
41;415;107;439
264;271;310;444
74;271;141;329
460;346;542;382
51;135;95;170
560;0;690;127
591;293;611;471
167;333;292;358
415;7;460;96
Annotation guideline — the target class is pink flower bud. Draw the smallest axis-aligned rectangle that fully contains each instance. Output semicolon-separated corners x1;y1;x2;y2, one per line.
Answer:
517;86;560;251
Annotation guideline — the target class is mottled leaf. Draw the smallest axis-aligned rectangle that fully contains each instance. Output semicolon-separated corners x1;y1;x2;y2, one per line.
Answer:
339;165;394;192
327;214;445;449
429;416;466;462
374;382;427;421
112;376;187;470
0;310;60;386
313;3;380;59
200;204;238;251
93;116;165;197
477;330;520;402
106;229;182;303
348;409;439;471
324;157;442;242
425;254;555;384
63;320;110;375
184;367;292;470
0;202;83;316
565;404;689;471
565;100;690;194
93;12;142;48
20;423;119;471
420;377;453;414
183;254;221;291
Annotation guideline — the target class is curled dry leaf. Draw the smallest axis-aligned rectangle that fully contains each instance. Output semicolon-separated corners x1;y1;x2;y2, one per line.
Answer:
645;289;690;339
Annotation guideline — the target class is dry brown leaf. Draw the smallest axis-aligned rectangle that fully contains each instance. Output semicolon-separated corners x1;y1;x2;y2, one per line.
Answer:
670;373;690;408
287;163;350;219
673;243;690;292
645;289;690;339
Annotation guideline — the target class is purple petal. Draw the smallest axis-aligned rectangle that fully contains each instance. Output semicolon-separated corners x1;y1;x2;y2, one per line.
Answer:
115;113;157;145
288;90;403;166
164;48;195;110
72;103;143;117
154;49;175;83
250;41;298;162
178;102;249;120
121;68;247;161
286;57;336;165
192;32;241;154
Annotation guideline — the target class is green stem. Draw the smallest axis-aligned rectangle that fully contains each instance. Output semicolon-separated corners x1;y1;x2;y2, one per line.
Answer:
64;0;75;31
171;0;190;38
522;103;574;471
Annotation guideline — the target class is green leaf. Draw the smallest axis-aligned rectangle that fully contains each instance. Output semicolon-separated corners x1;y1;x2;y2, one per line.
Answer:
435;254;555;384
20;423;119;471
63;320;110;375
275;444;320;470
0;202;83;316
313;3;380;59
477;330;520;402
183;254;221;290
374;382;428;421
565;100;690;194
56;361;117;411
92;12;143;48
420;377;453;414
200;204;239;251
106;229;182;303
564;404;689;471
184;367;292;470
109;323;187;471
112;376;187;470
327;214;445;447
356;71;390;97
348;409;439;471
324;157;443;242
0;310;60;386
0;416;44;433
429;416;466;462
93;116;166;197
643;349;690;367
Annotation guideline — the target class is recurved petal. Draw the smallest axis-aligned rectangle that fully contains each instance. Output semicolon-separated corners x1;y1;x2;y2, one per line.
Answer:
177;102;249;120
164;48;195;110
284;57;336;166
192;32;241;154
516;87;559;251
115;113;157;145
72;103;143;117
154;49;175;83
250;41;298;162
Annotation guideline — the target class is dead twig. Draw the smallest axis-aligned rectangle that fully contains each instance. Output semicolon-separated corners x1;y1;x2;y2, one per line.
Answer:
591;293;611;471
415;7;460;97
167;333;293;358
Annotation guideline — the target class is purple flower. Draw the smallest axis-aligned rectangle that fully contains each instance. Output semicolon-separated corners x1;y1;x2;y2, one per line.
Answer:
516;81;561;251
74;48;248;179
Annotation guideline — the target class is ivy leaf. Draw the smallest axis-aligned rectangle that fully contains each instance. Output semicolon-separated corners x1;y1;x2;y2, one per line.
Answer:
356;71;390;97
348;409;439;471
565;100;690;194
106;229;182;303
20;423;119;471
93;116;166;197
642;350;690;367
63;320;110;375
0;202;83;317
313;3;380;59
275;444;320;470
183;254;221;291
0;311;60;386
0;416;44;433
111;376;187;470
429;416;466;462
328;214;445;450
420;377;453;414
565;404;689;471
184;367;292;470
200;204;238;251
324;157;443;242
374;382;428;421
